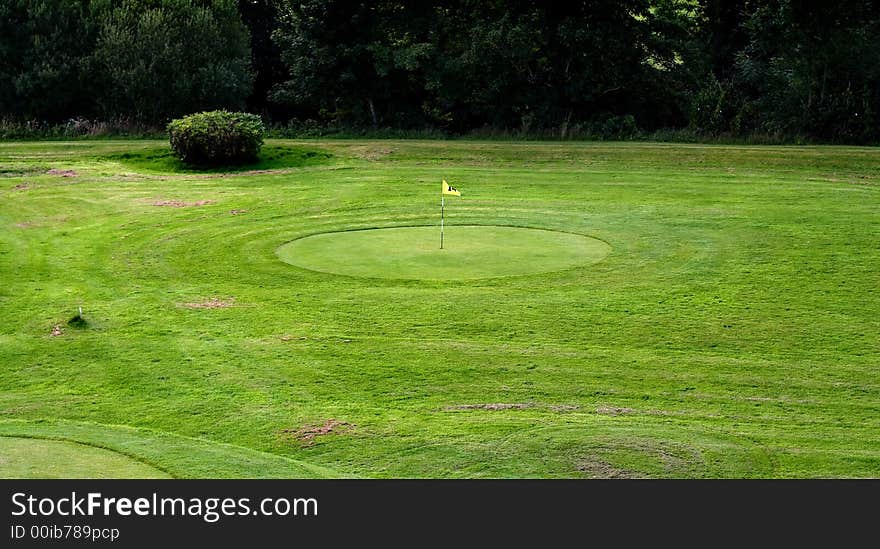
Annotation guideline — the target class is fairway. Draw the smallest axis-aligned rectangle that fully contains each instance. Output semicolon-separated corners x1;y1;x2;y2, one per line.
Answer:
277;226;611;279
1;140;878;478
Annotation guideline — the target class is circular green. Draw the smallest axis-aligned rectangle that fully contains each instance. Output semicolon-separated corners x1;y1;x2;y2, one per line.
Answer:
277;225;611;280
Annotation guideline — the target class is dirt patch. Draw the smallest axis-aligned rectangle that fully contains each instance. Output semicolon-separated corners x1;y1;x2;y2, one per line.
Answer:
230;209;247;215
281;419;354;446
180;297;234;309
11;182;32;191
279;335;308;341
595;406;675;417
14;221;36;228
443;403;533;411
577;457;637;479
46;169;77;177
550;404;580;412
578;438;702;478
596;406;636;416
50;325;63;337
153;199;215;208
350;146;394;161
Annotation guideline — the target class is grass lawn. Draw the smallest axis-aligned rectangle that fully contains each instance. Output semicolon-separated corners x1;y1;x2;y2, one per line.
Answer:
0;139;877;478
0;436;171;479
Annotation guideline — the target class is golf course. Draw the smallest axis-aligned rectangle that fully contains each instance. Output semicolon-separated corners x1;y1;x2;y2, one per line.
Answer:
1;139;878;478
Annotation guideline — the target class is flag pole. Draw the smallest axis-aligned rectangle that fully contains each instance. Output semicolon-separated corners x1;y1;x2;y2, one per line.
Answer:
440;194;445;249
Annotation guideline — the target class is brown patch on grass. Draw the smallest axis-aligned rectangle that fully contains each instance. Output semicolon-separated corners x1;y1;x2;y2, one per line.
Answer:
350;146;394;161
577;457;637;479
281;419;354;446
153;199;215;208
180;297;235;309
443;403;533;411
596;406;636;416
596;406;677;417
46;169;78;177
50;325;63;337
13;215;68;229
230;209;247;215
578;438;702;478
550;404;580;412
280;335;308;341
12;182;31;191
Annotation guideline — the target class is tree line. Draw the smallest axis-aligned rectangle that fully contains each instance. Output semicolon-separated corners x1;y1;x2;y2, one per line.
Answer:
1;0;878;142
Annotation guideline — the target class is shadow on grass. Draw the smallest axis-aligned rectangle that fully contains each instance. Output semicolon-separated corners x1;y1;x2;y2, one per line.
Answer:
102;145;333;174
67;314;88;329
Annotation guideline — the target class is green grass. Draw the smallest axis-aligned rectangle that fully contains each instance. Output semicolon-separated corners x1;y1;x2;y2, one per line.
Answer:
101;144;333;173
1;139;878;478
277;226;610;279
0;436;171;479
0;420;339;478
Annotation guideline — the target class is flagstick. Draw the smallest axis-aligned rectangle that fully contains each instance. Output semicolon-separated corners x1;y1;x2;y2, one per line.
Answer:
440;195;445;249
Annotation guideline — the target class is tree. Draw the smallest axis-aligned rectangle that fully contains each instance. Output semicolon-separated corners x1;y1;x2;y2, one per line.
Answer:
90;0;254;124
271;0;692;134
734;0;880;141
431;0;677;133
272;0;436;128
0;0;97;121
238;0;289;118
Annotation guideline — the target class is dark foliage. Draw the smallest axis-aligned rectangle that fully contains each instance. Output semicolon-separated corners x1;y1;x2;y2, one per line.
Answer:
2;1;879;142
167;111;265;165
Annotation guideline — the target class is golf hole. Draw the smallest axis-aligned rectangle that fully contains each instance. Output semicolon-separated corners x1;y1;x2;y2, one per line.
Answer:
277;225;611;280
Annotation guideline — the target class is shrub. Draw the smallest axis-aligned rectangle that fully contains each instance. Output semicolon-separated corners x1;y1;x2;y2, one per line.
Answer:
167;111;265;166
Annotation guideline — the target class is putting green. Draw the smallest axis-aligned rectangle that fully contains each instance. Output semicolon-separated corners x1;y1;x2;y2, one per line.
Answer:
277;225;611;280
0;437;171;479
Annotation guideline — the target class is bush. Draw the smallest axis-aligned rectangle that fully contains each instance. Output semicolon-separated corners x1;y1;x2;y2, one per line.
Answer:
167;111;265;166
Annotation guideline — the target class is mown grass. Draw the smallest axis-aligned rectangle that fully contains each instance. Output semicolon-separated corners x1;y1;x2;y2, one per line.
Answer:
0;139;878;478
101;144;333;173
276;226;611;280
0;435;173;479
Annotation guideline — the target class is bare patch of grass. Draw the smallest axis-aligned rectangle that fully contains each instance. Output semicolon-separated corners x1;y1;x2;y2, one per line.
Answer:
179;297;235;309
443;403;533;411
596;406;636;416
152;199;215;208
549;404;580;412
46;169;77;177
577;457;637;479
281;419;354;446
349;145;394;161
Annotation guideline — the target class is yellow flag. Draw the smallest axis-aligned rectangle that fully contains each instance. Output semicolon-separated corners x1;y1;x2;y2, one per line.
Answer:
442;179;461;196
